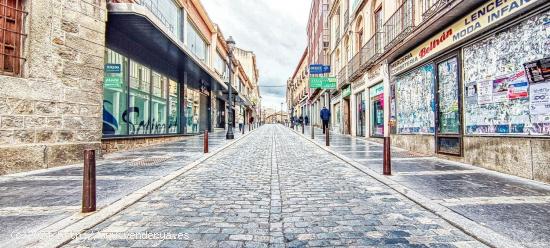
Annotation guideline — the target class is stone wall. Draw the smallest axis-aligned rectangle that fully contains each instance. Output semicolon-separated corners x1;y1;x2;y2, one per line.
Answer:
0;0;107;175
101;136;187;154
390;135;550;183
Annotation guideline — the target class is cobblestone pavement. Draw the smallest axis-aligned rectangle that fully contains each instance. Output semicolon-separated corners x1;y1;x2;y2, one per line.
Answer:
64;125;483;248
298;125;550;248
0;129;243;247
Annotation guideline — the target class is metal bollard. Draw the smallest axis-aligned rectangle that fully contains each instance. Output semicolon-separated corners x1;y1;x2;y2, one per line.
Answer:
82;149;96;213
249;124;251;131
204;130;209;153
302;124;305;134
311;124;314;139
383;137;392;175
242;124;245;134
325;128;330;146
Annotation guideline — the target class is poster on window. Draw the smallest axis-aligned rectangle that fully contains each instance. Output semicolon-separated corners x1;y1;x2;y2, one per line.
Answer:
477;80;492;104
395;63;435;134
463;10;550;136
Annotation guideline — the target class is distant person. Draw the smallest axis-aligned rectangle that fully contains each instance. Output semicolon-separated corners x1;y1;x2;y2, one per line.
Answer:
304;116;309;126
320;106;331;133
299;116;304;126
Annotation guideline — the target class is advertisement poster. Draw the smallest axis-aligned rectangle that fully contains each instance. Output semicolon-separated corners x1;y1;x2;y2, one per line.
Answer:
524;57;550;83
530;81;550;115
477;80;493;104
492;77;509;102
507;71;529;100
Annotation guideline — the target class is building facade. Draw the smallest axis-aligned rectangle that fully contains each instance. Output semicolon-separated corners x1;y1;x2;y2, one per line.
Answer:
287;49;309;121
309;0;550;183
0;0;260;175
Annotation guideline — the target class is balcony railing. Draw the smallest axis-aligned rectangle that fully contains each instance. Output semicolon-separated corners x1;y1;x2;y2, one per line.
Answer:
422;0;453;21
337;65;347;88
335;25;340;43
384;0;415;50
348;52;362;81
343;9;349;27
361;31;384;69
109;0;177;34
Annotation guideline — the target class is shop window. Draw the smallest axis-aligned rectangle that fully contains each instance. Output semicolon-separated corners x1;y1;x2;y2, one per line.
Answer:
103;49;128;136
463;11;550;136
185;86;201;134
0;0;26;76
151;72;167;134
370;84;384;137
395;64;435;134
168;79;179;133
129;62;152;135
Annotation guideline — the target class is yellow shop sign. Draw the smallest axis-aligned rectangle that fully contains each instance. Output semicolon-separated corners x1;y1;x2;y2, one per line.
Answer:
390;0;540;75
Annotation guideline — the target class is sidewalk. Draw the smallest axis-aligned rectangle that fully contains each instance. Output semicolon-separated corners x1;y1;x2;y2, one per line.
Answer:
0;129;243;247
296;125;550;248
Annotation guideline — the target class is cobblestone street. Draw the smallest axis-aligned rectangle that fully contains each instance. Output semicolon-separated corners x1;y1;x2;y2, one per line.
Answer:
63;125;482;247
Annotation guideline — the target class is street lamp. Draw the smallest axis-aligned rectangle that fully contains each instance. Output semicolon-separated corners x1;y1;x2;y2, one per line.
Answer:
226;36;236;139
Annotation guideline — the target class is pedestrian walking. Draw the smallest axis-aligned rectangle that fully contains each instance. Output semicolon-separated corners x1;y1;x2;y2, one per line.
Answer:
320;106;331;133
299;116;304;127
304;116;309;126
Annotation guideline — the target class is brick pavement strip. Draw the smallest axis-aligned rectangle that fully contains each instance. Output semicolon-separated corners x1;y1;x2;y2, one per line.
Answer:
59;125;483;248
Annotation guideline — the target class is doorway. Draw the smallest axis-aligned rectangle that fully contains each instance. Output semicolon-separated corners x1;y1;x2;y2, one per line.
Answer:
435;55;463;156
343;98;351;135
356;92;365;137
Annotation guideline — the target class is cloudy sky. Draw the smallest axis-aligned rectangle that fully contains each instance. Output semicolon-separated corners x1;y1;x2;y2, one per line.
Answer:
202;0;311;110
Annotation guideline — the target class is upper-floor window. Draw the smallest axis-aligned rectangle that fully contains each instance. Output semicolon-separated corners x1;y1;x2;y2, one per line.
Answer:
140;0;181;38
214;51;227;77
186;19;208;62
1;0;26;76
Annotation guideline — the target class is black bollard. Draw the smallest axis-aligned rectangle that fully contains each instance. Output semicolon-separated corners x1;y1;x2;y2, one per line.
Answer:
82;149;96;213
383;137;392;175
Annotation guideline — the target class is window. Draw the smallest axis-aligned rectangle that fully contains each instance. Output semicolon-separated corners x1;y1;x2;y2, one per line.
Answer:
151;72;167;134
103;49;128;136
168;79;179;133
214;51;227;76
0;0;25;75
140;0;181;38
129;62;152;135
186;19;208;62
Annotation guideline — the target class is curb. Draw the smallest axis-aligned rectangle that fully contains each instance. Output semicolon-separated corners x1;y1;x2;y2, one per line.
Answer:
289;127;524;248
28;128;259;248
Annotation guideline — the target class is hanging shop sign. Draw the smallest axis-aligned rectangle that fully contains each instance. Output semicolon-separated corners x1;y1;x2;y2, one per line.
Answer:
309;77;337;89
309;64;331;74
390;0;540;75
369;83;384;98
342;85;351;97
524;57;550;84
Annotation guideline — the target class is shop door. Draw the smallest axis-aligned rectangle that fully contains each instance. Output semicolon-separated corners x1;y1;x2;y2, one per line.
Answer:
356;93;365;137
435;56;463;156
343;98;351;134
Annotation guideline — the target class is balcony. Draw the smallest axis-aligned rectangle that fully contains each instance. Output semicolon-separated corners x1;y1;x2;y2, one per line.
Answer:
384;0;415;50
348;52;362;82
343;9;349;28
361;31;384;69
421;0;453;22
337;65;348;89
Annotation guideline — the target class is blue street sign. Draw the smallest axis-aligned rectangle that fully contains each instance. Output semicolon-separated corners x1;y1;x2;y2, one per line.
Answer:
309;64;331;74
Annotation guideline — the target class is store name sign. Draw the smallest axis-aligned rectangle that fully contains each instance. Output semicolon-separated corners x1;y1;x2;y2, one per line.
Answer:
309;77;337;89
390;0;539;75
105;64;121;74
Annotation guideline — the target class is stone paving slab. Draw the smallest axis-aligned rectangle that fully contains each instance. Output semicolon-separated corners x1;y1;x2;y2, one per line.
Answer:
62;125;484;248
300;125;550;248
0;130;243;247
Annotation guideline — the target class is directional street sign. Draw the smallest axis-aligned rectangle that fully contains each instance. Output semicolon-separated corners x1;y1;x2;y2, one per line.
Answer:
309;77;337;89
309;64;331;74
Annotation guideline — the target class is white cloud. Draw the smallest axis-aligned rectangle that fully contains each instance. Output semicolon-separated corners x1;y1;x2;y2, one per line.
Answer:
201;0;310;110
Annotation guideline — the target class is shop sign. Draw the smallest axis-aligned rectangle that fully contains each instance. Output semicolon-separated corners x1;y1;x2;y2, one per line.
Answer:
104;76;122;88
105;64;121;74
370;83;384;98
309;77;337;89
530;81;550;115
524;57;550;84
390;0;539;76
309;64;331;74
200;79;210;96
342;85;351;97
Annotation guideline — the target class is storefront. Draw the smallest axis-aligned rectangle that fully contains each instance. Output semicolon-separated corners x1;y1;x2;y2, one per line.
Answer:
369;83;384;137
342;85;352;134
103;49;181;137
389;0;550;181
